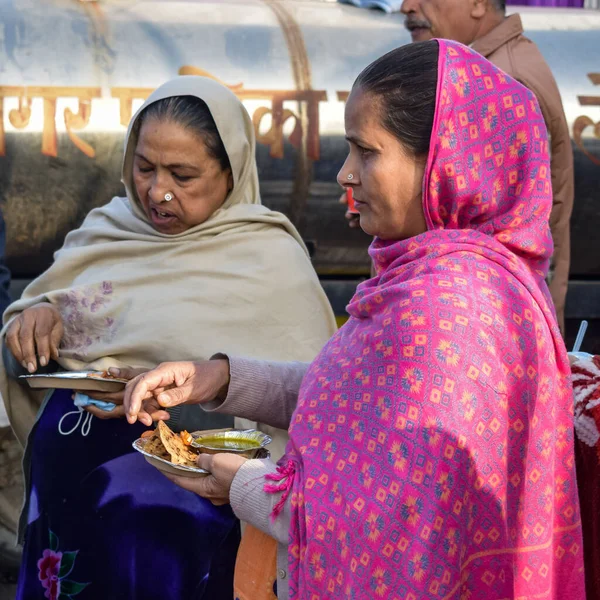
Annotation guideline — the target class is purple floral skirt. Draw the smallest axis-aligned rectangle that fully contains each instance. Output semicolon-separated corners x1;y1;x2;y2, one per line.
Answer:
16;389;239;600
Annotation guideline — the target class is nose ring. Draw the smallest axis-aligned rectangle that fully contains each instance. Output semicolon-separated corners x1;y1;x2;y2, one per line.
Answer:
164;192;173;202
347;174;354;181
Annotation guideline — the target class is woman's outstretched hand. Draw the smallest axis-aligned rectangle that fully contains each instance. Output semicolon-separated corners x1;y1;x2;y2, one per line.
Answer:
123;359;230;426
82;366;149;420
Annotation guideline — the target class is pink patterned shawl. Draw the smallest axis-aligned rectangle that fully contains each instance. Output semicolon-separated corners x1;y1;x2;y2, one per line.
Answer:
275;40;585;599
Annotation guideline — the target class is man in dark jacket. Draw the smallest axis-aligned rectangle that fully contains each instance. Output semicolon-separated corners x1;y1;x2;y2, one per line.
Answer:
400;0;574;333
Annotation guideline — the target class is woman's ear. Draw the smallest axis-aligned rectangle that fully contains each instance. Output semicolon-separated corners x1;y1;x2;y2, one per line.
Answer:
471;0;487;19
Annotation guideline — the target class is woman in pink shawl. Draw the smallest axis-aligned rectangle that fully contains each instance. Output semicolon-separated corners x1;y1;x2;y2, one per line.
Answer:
124;40;585;599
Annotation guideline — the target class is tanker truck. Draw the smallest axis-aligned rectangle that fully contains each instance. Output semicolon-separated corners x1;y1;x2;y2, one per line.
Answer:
0;0;599;580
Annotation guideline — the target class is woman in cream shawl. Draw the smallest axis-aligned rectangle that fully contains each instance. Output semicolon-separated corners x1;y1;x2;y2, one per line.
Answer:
1;76;336;599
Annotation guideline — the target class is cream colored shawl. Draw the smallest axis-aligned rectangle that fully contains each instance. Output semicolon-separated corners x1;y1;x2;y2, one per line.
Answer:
1;76;336;458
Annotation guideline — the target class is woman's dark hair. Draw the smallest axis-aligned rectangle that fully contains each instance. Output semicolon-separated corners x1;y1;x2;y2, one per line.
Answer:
136;95;231;171
354;40;439;157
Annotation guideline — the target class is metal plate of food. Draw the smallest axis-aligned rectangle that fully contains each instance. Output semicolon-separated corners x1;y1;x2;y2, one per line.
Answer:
19;371;128;392
133;424;272;479
133;438;270;479
191;429;272;459
132;436;209;479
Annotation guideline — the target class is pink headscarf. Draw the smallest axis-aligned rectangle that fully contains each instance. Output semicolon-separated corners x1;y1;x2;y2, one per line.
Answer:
272;40;584;598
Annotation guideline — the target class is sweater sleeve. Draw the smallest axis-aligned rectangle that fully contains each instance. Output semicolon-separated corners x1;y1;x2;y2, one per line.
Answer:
229;458;292;545
202;356;310;431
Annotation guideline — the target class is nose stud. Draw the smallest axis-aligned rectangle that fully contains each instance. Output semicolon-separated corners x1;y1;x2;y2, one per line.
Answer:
164;193;173;202
347;174;354;181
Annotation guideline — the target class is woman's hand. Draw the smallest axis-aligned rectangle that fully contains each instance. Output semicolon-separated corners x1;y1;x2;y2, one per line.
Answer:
83;366;150;420
123;359;230;426
6;303;64;373
163;453;246;506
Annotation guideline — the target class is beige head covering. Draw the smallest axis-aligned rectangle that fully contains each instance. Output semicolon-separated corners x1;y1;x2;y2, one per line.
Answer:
123;76;261;219
0;76;336;456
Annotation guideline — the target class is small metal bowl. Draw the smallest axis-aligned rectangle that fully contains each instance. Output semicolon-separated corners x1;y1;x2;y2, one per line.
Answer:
191;429;272;459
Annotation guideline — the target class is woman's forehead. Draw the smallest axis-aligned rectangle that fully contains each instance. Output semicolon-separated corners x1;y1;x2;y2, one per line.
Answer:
345;89;380;131
136;120;211;163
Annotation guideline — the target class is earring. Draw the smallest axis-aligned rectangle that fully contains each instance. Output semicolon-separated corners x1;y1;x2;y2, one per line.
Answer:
164;193;173;202
347;174;354;181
